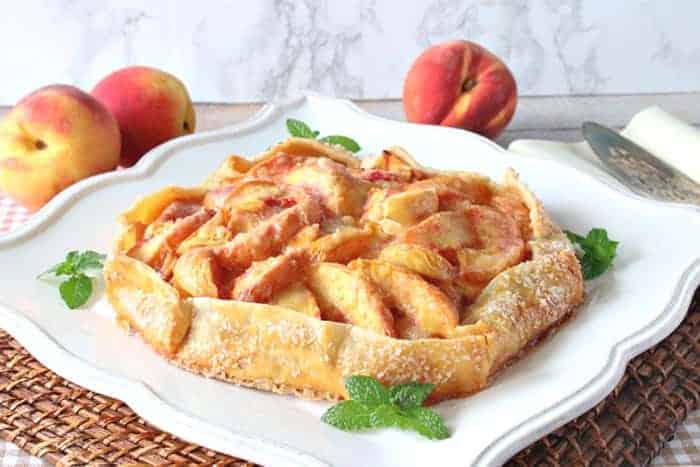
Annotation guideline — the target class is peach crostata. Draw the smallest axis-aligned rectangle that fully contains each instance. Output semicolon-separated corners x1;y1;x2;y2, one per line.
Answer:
104;137;584;402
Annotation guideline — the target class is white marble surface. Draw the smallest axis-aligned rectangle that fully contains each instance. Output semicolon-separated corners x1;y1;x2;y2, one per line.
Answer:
1;0;700;104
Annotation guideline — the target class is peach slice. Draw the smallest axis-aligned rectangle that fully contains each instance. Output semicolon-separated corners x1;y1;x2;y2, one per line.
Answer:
400;211;477;252
349;259;458;338
249;154;369;217
286;224;322;250
203;179;283;211
232;250;307;303
384;188;439;225
253;137;360;168
457;205;526;283
129;208;214;273
307;262;396;337
308;225;377;263
269;282;321;318
176;210;231;254
154;200;202;223
409;174;492;207
490;193;532;240
378;243;456;281
363;188;390;222
104;255;191;356
215;197;322;270
202;155;253;189
120;186;207;227
365;187;439;226
452;277;488;305
172;248;222;298
359;146;428;183
247;153;304;179
361;146;422;171
282;158;370;217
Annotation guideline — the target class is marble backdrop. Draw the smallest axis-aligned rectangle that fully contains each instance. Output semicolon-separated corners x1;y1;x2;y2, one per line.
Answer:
1;0;699;104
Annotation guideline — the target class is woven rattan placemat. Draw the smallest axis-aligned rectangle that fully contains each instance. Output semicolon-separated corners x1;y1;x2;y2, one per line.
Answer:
0;292;697;466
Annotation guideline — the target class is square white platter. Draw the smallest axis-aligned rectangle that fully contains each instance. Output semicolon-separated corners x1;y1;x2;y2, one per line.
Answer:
1;94;699;467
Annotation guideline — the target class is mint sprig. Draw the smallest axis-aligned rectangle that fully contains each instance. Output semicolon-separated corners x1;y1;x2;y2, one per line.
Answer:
38;250;106;309
565;228;619;280
286;118;361;153
286;119;319;139
319;135;361;153
321;375;449;440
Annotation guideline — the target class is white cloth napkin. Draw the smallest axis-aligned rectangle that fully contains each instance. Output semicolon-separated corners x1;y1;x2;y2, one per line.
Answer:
508;106;700;185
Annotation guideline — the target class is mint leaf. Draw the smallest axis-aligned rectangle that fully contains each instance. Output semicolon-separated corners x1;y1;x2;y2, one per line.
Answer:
65;250;80;265
344;375;390;405
565;228;619;280
369;405;450;439
59;274;92;309
38;250;79;278
38;250;106;279
565;231;585;244
321;400;373;431
368;404;403;427
319;135;361;153
286;118;317;139
368;404;419;431
404;407;450;440
389;382;434;409
75;250;107;271
38;262;72;279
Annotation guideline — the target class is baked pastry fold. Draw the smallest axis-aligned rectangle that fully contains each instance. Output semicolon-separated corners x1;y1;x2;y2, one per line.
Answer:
105;138;584;402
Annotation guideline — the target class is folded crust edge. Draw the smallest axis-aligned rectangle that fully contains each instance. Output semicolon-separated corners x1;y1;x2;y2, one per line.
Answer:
103;169;584;402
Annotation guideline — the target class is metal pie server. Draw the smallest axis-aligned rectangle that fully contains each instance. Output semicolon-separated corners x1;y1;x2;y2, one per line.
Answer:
582;121;700;205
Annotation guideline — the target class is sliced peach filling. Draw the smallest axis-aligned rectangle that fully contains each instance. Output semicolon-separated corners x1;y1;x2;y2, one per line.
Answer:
121;143;531;339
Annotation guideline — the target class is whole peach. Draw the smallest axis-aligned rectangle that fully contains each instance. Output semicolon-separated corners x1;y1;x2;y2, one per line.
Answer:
403;40;517;139
0;85;120;212
92;66;195;167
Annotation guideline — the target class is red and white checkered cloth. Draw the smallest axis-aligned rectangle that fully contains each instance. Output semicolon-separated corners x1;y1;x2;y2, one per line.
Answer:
0;193;697;466
0;442;46;466
0;195;30;234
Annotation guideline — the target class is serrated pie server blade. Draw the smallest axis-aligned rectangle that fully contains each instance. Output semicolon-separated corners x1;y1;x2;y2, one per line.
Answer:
582;121;700;205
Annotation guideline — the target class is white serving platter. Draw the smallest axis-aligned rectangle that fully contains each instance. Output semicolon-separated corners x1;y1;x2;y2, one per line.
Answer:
0;94;699;467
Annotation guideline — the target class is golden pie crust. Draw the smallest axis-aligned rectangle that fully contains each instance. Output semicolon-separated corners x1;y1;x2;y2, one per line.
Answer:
104;137;584;402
